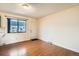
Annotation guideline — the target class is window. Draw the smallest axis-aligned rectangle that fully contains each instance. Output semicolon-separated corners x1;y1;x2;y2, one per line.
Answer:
18;20;26;32
7;18;26;33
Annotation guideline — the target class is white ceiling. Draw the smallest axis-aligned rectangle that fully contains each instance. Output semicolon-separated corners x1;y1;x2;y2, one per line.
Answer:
0;3;78;18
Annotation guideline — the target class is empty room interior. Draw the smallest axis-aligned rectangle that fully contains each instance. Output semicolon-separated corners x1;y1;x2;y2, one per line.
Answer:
0;3;79;56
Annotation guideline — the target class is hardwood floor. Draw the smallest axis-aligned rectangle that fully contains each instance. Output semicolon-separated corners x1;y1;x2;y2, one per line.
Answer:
0;39;79;56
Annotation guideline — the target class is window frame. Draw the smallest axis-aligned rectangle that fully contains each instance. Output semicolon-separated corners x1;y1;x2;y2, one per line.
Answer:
7;18;26;33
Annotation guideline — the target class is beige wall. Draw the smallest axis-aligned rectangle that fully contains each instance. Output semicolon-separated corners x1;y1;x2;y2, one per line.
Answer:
39;6;79;52
0;12;38;46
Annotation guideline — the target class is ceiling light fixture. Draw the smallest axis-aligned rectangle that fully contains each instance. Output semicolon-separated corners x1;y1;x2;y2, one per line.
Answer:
19;3;35;12
21;3;31;9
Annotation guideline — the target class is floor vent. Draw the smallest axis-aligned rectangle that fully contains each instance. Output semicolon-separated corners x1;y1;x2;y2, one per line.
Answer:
31;38;39;41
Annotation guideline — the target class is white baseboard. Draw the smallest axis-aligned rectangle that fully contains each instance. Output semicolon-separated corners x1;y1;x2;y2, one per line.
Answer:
42;39;79;53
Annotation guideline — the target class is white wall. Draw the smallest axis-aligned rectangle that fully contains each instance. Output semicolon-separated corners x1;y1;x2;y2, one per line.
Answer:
28;18;38;39
0;12;37;46
39;6;79;52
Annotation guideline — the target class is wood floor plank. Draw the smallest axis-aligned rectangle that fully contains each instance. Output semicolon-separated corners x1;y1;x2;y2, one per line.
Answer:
0;40;79;56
